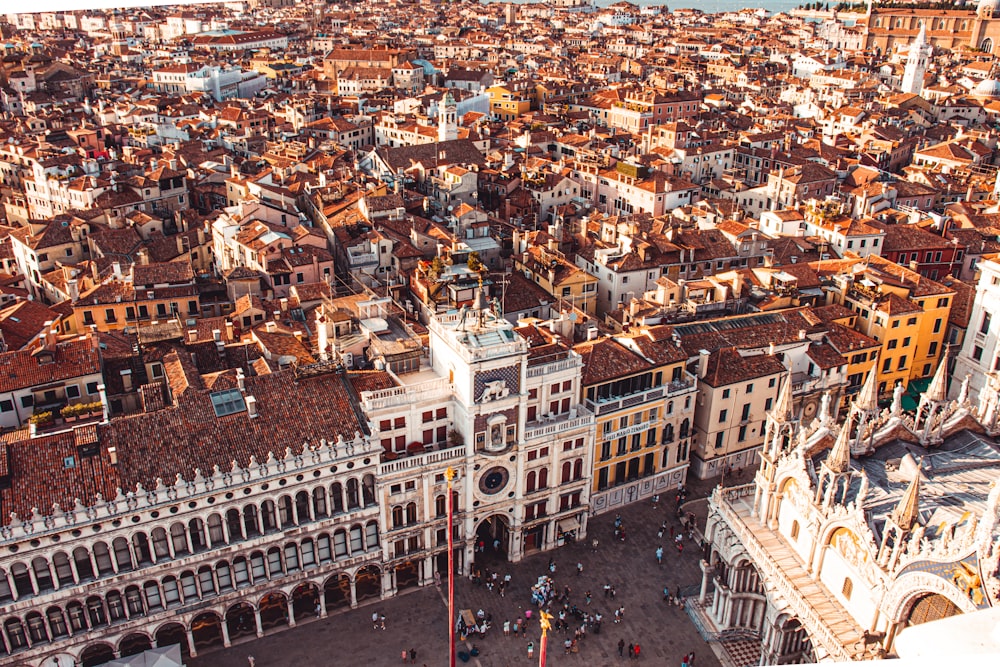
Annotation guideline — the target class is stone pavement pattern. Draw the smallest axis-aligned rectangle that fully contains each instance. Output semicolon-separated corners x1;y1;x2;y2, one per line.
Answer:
189;480;724;667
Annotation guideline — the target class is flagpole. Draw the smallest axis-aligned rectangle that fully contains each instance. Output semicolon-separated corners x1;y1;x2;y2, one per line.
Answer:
447;467;457;667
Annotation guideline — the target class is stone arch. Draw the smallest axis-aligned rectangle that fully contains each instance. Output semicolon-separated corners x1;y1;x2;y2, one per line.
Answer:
258;591;289;631
80;642;116;667
190;611;224;652
354;564;381;602
291;581;320;619
324;573;351;610
153;621;188;659
118;632;153;657
882;570;978;625
46;605;68;640
225;601;256;642
982;37;994;53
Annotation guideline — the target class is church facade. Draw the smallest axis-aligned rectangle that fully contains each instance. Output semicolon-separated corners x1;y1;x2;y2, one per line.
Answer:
696;357;1000;664
860;0;1000;56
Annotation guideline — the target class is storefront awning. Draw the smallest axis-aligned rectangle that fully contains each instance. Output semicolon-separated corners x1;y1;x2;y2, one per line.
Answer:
557;517;580;534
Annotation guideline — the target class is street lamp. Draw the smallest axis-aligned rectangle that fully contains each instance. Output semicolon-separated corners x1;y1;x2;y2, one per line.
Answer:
446;467;457;667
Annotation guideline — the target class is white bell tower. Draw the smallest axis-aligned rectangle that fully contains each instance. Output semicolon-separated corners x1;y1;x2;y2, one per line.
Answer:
901;24;932;96
439;91;458;143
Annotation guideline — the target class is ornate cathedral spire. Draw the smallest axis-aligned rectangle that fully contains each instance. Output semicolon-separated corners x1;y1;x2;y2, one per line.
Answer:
855;355;880;413
773;371;793;421
827;422;852;474
924;354;948;403
890;474;921;531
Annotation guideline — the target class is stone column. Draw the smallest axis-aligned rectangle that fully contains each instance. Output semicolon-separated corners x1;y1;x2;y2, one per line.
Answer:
319;589;328;618
349;578;358;608
254;608;263;638
186;629;198;658
220;619;231;648
288;600;296;627
699;560;712;603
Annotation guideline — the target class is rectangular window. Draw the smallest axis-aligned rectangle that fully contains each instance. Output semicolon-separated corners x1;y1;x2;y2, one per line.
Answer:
0;400;10;412
982;313;992;335
714;432;724;449
722;389;730;399
898;355;907;370
741;404;750;421
719;409;727;423
745;383;753;394
882;358;892;373
933;318;942;334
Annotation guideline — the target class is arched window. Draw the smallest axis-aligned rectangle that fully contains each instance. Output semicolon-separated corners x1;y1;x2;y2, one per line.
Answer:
32;557;54;592
188;518;206;553
278;496;294;528
261;500;277;533
67;600;88;632
142;582;162;611
680;419;690;439
317;534;333;562
526;471;536;492
561;461;572;483
151;528;170;561
232;557;250;587
573;459;583;480
664;423;675;443
295;491;311;523
244;505;261;537
198;566;215;595
132;533;153;565
113;537;133;571
266;548;283;577
333;529;348;557
179;571;197;601
4;618;27;650
226;509;243;541
106;590;125;622
538;467;548;489
435;495;446;517
330;483;345;513
0;568;11;602
169;524;188;556
249;553;266;581
349;525;364;552
124;586;145;616
216;562;233;592
46;607;67;638
301;538;316;567
25;611;47;643
313;487;328;518
362;474;376;506
160;578;180;607
284;543;299;571
366;521;379;549
207;514;225;547
405;502;417;524
86;595;108;626
391;506;403;528
73;547;95;581
346;478;361;509
93;542;114;576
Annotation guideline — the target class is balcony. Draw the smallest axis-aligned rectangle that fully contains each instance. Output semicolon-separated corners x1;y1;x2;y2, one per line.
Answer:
711;485;865;662
585;376;696;417
526;356;581;378
360;376;452;412
523;404;594;441
378;443;464;475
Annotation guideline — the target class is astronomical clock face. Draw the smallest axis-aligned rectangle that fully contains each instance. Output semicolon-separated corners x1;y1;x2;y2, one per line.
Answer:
478;466;510;495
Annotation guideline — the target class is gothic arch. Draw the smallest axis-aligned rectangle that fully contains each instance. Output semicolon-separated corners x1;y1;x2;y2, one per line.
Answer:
882;570;978;624
982;38;994;53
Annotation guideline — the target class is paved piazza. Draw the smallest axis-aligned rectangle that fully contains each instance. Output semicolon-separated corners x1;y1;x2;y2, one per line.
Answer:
189;482;724;667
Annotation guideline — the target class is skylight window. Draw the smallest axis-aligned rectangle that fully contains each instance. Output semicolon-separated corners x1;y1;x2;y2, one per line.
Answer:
211;389;246;417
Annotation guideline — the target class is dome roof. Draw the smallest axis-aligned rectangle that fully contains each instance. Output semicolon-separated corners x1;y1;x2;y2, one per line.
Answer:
974;78;1000;97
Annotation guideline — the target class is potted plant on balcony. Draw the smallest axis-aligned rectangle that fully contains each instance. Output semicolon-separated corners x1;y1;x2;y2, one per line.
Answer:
29;411;54;428
60;404;82;422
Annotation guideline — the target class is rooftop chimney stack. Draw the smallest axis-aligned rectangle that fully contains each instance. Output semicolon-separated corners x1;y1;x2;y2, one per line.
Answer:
698;349;711;378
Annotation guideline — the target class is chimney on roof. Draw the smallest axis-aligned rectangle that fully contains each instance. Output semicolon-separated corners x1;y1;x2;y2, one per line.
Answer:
587;326;598;341
246;395;258;418
212;329;221;342
769;342;776;356
273;310;281;321
698;349;710;378
280;297;289;312
226;321;234;341
138;248;150;266
236;368;245;392
112;261;122;279
265;321;277;333
67;279;79;302
188;329;198;343
798;329;806;340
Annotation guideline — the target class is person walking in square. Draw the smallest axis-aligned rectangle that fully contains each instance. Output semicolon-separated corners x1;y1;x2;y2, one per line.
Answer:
628;643;635;659
527;641;534;658
409;648;417;664
618;638;625;657
656;545;664;564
